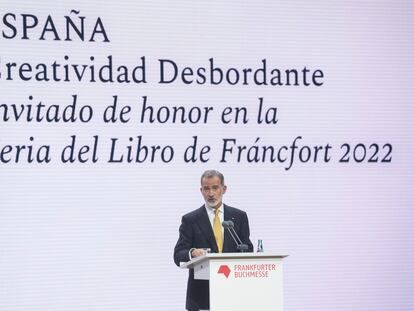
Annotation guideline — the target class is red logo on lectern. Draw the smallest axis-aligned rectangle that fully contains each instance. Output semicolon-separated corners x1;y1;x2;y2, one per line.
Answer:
217;265;231;278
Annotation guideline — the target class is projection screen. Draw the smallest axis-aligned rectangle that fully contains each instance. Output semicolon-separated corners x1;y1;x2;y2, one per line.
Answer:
1;1;413;310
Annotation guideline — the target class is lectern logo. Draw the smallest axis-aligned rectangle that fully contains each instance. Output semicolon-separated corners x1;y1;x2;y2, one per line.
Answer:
217;265;231;278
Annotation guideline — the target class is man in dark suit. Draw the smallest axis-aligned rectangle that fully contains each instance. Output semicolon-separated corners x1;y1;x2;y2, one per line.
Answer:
174;170;253;311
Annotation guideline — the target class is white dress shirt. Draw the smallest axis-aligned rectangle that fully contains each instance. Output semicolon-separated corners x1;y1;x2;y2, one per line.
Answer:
189;203;224;259
205;203;224;231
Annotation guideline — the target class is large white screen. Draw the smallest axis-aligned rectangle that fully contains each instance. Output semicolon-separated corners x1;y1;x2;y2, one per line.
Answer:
1;1;413;310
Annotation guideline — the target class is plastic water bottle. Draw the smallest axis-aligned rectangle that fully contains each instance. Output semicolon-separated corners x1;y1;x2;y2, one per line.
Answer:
257;239;264;252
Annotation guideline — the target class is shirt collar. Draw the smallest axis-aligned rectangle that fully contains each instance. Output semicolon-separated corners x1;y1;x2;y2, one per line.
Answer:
205;203;224;215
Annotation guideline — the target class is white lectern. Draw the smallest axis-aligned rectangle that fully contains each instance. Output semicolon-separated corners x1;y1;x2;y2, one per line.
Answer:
181;253;288;311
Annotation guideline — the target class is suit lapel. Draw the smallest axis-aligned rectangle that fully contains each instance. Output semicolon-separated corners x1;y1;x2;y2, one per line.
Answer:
195;206;218;252
223;204;234;252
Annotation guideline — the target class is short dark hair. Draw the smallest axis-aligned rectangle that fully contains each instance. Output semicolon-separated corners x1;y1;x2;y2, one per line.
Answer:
200;170;225;185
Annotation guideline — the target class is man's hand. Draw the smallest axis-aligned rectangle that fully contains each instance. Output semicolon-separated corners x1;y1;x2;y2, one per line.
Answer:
191;248;207;257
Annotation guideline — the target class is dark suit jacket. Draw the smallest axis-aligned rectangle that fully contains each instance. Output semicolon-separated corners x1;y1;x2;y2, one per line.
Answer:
173;204;253;311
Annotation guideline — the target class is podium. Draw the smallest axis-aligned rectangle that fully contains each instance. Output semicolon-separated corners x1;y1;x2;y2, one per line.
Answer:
181;253;288;311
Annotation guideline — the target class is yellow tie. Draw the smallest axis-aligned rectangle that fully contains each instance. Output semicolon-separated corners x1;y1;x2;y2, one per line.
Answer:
213;208;223;253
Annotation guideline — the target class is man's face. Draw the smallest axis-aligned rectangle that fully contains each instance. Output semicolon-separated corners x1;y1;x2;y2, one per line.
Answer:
200;176;227;209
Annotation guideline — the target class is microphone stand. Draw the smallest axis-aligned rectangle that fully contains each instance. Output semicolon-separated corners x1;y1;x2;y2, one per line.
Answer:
222;220;249;252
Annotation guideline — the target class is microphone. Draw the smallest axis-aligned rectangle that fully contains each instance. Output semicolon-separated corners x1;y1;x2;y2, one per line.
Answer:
222;220;249;252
